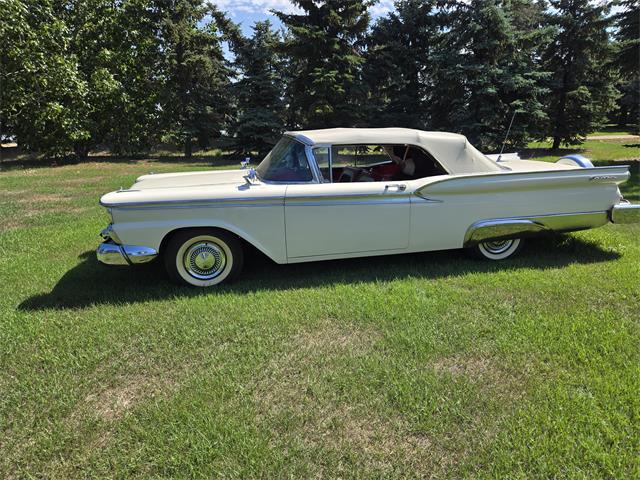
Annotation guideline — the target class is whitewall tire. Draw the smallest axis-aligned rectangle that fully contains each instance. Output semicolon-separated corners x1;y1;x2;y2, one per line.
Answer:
472;238;523;261
164;229;244;287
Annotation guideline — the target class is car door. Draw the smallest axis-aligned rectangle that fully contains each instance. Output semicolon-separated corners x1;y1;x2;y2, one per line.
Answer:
284;181;411;260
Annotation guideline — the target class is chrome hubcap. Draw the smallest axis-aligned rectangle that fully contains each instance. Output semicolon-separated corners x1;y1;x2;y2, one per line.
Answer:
482;240;513;254
184;241;226;279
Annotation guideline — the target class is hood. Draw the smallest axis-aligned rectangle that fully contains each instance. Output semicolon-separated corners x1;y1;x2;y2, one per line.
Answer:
99;169;283;208
131;169;247;190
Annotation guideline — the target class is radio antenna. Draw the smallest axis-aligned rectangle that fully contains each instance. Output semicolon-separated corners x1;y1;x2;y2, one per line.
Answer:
497;110;517;162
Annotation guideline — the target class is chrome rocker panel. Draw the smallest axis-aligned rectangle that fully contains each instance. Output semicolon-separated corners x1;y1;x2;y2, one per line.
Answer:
463;211;610;247
97;240;158;266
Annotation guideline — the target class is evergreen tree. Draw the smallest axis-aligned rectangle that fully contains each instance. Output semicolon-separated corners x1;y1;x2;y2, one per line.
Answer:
157;1;233;157
104;0;163;155
433;0;551;150
275;0;372;129
363;0;440;129
542;0;618;149
613;0;639;130
228;21;285;157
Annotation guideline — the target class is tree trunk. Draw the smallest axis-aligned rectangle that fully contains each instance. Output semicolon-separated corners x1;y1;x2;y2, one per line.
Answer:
551;65;570;153
617;105;628;127
184;137;192;159
74;144;89;160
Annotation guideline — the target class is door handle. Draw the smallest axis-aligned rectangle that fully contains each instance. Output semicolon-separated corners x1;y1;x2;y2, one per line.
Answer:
384;184;406;192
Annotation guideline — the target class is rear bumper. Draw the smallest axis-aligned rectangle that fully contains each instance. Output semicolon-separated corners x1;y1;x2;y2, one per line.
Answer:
97;240;158;266
610;202;640;224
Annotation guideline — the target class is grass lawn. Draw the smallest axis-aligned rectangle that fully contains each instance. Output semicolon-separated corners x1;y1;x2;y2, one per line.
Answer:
1;154;639;478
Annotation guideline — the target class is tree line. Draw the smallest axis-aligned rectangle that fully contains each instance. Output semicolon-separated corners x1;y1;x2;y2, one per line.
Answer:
1;0;638;159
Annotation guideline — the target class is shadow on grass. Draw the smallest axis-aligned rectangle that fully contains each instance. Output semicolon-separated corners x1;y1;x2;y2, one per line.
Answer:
19;235;621;311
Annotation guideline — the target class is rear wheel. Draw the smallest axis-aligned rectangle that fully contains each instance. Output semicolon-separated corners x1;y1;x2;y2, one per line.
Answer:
471;238;523;261
164;228;244;287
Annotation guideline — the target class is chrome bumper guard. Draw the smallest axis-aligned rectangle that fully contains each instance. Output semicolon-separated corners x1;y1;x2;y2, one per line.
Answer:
610;202;640;224
97;240;158;266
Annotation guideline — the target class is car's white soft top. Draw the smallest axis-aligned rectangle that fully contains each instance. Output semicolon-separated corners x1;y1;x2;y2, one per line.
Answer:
285;127;503;175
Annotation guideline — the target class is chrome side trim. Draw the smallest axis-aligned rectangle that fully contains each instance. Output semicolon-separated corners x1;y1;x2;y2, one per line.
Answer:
463;211;609;246
610;203;640;224
111;202;284;211
413;191;444;203
101;196;285;209
97;241;158;265
285;192;411;207
286;199;411;207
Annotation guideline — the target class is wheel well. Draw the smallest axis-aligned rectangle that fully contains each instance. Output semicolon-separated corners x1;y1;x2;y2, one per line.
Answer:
159;227;247;256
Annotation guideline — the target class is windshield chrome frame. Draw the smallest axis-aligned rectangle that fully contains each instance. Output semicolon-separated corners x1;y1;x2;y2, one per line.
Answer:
308;143;333;183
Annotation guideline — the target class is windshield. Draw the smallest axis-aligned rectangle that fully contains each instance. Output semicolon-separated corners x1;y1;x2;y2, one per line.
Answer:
256;137;313;183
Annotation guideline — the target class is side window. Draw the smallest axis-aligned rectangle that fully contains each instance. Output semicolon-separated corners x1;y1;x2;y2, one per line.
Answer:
327;144;447;182
312;147;331;182
331;145;391;169
331;144;396;183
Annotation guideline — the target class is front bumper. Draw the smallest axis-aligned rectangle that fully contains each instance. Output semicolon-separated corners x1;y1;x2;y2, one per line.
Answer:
97;240;158;265
610;202;640;224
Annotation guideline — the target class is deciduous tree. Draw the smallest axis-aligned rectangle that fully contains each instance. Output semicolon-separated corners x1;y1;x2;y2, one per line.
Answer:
1;0;89;156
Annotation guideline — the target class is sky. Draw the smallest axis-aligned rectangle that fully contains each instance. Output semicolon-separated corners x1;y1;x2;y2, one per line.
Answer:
210;0;622;37
211;0;396;35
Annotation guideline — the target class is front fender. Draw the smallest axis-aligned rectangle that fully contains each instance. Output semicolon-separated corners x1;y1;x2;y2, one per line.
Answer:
109;206;287;264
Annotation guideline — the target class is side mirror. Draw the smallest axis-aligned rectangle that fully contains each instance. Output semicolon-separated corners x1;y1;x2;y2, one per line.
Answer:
243;168;258;185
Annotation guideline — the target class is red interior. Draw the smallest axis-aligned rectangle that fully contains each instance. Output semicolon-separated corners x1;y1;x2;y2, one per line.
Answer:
333;162;401;182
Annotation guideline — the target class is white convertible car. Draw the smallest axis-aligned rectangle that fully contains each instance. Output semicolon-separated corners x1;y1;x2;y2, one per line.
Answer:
97;128;639;287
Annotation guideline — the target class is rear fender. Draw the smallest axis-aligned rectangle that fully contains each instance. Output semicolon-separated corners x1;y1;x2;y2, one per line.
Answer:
414;165;630;200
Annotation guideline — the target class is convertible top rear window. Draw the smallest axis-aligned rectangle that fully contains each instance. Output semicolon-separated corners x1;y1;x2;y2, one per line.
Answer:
256;137;313;183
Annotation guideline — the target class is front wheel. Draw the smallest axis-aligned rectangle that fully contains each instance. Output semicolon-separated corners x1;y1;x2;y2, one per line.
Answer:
471;238;524;261
164;228;244;287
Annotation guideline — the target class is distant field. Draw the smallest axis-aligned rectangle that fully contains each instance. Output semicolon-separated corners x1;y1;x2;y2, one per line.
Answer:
1;154;639;478
521;138;640;163
588;124;639;137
